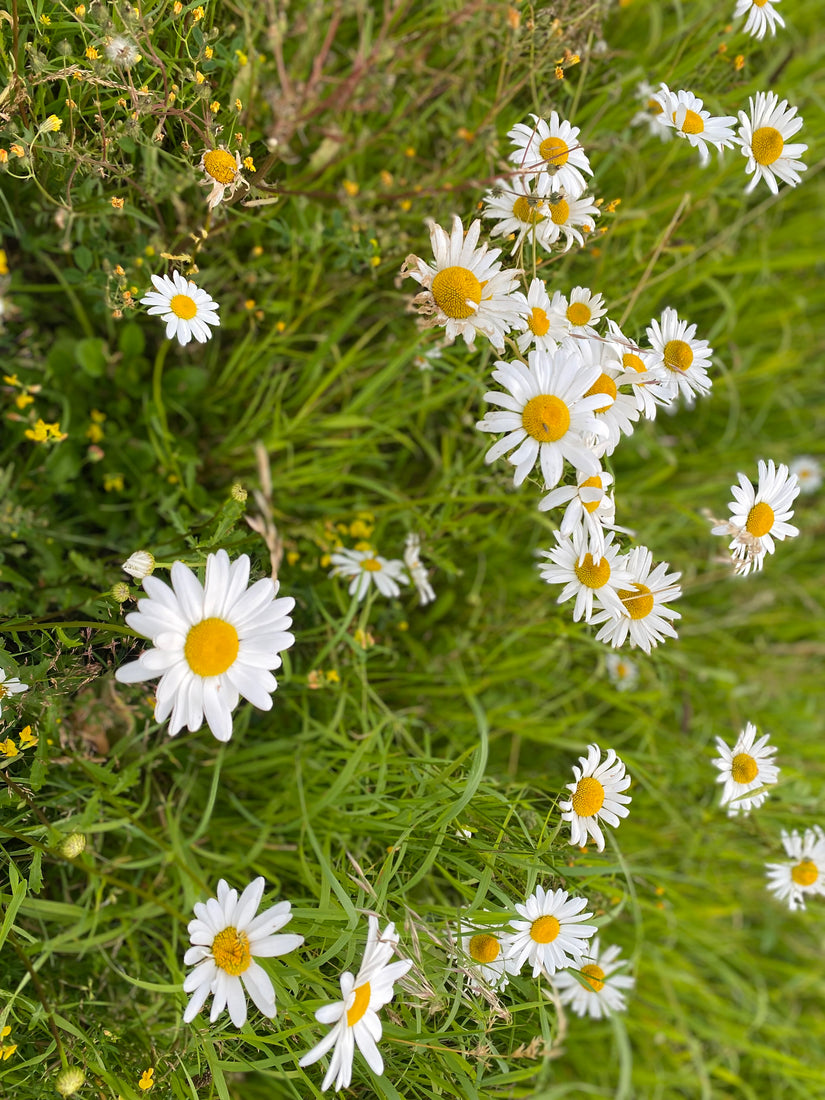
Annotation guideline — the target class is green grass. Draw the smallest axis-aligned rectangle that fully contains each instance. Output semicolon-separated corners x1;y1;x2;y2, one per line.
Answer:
2;0;825;1097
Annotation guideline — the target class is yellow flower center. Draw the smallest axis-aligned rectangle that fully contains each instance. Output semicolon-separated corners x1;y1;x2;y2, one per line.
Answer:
567;301;592;327
212;926;251;975
203;148;238;184
580;963;606;992
528;306;550;336
522;394;570;442
663;339;693;372
753;0;768;6
731;752;759;784
361;557;383;572
585;372;618;414
619;583;655;620
674;108;704;135
538;135;570;166
571;775;606;816
549;198;570;225
751;125;784;165
431;265;482;319
530;914;560;943
468;933;501;964
623;351;646;373
746;501;774;537
170;294;198;320
346;981;371;1026
791;860;818;887
512;195;546;224
184;617;240;677
0;686;6;700
579;474;602;514
647;98;664;115
574;554;611;590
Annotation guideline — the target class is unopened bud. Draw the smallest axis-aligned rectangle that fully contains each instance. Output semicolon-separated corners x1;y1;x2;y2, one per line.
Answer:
230;482;247;502
60;833;86;859
56;1067;85;1096
121;550;155;580
110;582;130;603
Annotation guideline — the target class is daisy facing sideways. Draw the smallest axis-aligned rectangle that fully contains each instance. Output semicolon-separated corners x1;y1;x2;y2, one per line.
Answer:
329;548;409;602
558;743;632;852
115;549;295;742
737;91;807;195
652;84;737;165
508;884;597;977
0;669;28;717
712;721;779;817
734;0;785;41
458;920;519;993
551;937;635;1019
182;877;303;1028
199;146;245;209
299;916;412;1092
590;545;682;654
711;459;800;574
538;467;620;560
140;271;221;346
765;826;825;911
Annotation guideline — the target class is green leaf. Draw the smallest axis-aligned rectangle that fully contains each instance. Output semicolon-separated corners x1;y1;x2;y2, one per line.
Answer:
74;337;108;377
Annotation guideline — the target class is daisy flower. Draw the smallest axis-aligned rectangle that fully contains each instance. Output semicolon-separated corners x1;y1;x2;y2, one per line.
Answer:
605;319;671;419
552;937;635;1019
631;81;672;142
115;549;295;742
476;346;609;490
711;459;800;569
566;335;641;457
182;877;303;1028
558;744;632;851
403;533;436;606
482;175;558;254
140;271;220;346
401;216;527;351
329;548;409;602
591;546;682;654
789;455;821;494
458;921;519;992
646;306;713;404
0;669;28;716
549;287;607;339
539;189;600;254
507;884;597;978
737;91;807;195
299;916;412;1092
538;467;620;560
605;652;639;692
515;278;564;354
734;0;785;40
508;112;593;198
765;826;825;911
538;529;631;624
199;147;245;209
712;721;779;817
652;84;737;166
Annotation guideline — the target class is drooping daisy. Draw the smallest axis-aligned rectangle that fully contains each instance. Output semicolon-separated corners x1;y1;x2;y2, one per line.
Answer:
711;460;800;569
605;653;639;692
115;550;295;742
0;669;28;716
558;743;632;851
552;938;635;1019
538;467;620;560
507;885;597;978
515;278;564;354
329;548;409;602
605;319;671;419
538;529;631;623
182;877;303;1028
591;546;682;654
401;217;527;351
737;91;807;195
459;921;519;992
734;0;785;40
646;306;713;404
549;287;607;339
508;112;593;198
565;335;640;457
140;271;220;346
789;456;821;494
299;916;412;1092
712;721;779;817
765;826;825;911
631;81;673;142
199;147;245;209
482;175;557;254
540;190;600;253
403;533;436;606
476;347;609;490
652;84;737;165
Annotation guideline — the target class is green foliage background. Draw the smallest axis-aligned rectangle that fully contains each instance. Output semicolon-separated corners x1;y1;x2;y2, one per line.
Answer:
1;0;824;1097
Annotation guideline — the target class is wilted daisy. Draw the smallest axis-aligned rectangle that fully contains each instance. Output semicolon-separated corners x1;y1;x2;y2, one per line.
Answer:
538;529;631;623
712;721;779;817
605;653;639;692
652;84;737;165
183;877;303;1028
299;916;412;1092
646;306;713;404
199;147;245;209
508;884;597;977
711;459;800;569
115;550;295;742
538;468;620;559
105;35;139;67
734;0;785;40
403;533;435;606
631;81;672;141
516;278;563;354
605;319;670;419
790;456;821;494
483;175;557;254
329;548;409;602
550;287;607;339
765;826;825;911
476;347;609;490
508;112;593;198
459;921;518;992
552;938;635;1019
401;217;527;351
737;91;807;195
558;744;632;851
591;546;682;654
140;271;220;346
0;669;28;716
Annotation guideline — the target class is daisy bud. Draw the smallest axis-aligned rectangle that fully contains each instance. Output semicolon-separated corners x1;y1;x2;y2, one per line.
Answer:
56;1067;86;1096
230;482;247;502
122;550;155;579
110;582;131;603
59;833;86;859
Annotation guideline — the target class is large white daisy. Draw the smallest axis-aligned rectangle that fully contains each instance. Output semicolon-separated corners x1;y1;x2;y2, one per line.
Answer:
507;112;593;198
299;916;412;1092
538;529;631;623
551;937;635;1019
401;217;527;351
515;278;564;355
711;459;800;571
0;669;28;718
329;548;409;601
476;346;609;490
140;271;221;346
507;884;597;978
591;546;682;654
646;306;713;404
737;91;807;195
558;743;632;851
182;877;303;1029
734;0;785;40
765;826;825;911
652;84;737;165
712;721;779;817
115;550;295;742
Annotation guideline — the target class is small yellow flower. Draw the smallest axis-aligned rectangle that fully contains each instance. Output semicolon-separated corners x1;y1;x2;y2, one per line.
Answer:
325;669;340;683
342;179;359;197
75;4;86;15
0;1040;17;1060
42;115;63;133
554;66;564;79
234;98;243;111
307;670;323;690
349;518;373;539
195;71;206;84
320;552;331;568
138;1068;155;1091
104;473;125;492
10;144;25;157
235;49;248;65
193;5;205;20
0;149;8;164
15;393;35;409
173;0;183;12
3;373;19;386
605;197;621;213
404;146;415;158
0;250;8;275
286;550;300;566
275;320;286;333
734;54;745;71
370;256;381;267
354;627;375;650
86;422;104;443
111;196;125;209
244;299;256;310
204;46;214;59
243;156;255;171
86;46;100;60
0;738;18;758
25;418;62;443
209;100;221;113
19;726;38;748
397;620;409;632
399;198;412;212
40;14;51;25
